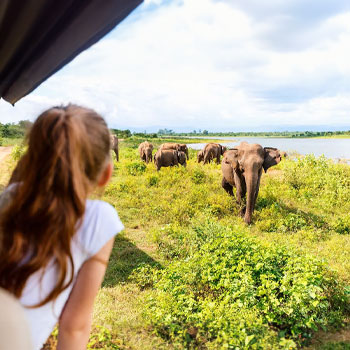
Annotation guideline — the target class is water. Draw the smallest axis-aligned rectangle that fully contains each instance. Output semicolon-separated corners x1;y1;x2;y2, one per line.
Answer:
187;137;350;160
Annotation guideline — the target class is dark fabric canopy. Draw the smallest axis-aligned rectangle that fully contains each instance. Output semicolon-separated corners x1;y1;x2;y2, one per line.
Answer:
0;0;143;105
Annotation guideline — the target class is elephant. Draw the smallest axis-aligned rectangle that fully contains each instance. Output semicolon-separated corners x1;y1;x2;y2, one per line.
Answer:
197;150;204;163
221;142;282;224
177;151;187;167
159;143;189;160
203;143;227;164
110;134;119;161
138;141;153;163
154;149;186;171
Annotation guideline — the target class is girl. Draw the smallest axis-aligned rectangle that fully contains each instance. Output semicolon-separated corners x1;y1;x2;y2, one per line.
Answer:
0;105;124;350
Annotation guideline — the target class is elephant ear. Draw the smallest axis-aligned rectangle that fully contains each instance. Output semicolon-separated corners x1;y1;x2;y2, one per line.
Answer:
225;148;239;170
263;147;281;172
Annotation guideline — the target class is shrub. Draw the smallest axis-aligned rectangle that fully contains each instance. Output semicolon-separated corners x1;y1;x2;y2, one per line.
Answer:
126;161;146;176
191;169;206;184
87;326;120;349
141;222;349;349
332;216;350;235
11;144;26;161
148;175;159;187
282;155;350;211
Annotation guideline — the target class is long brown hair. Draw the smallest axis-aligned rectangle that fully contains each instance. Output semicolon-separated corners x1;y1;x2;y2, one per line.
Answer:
0;105;110;307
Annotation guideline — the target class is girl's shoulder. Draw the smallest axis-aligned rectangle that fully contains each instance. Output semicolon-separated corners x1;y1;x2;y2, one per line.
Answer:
74;200;124;259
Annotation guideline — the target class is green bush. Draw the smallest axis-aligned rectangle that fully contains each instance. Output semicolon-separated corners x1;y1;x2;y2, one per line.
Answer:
191;168;206;184
87;326;120;349
332;216;350;235
140;222;349;349
126;161;147;176
147;175;159;187
11;144;26;161
282;155;350;211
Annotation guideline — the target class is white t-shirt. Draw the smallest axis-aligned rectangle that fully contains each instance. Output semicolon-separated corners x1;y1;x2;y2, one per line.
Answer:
1;197;124;350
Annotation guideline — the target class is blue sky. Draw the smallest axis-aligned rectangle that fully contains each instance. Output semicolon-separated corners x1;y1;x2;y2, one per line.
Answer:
1;0;350;132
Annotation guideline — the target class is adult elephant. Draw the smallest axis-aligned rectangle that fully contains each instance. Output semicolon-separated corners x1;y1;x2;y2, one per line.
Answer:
160;143;189;160
138;141;153;163
203;143;227;164
110;134;119;161
154;150;186;171
221;142;281;224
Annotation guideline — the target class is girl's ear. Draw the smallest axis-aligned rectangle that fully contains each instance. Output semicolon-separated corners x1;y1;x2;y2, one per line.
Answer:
98;161;113;187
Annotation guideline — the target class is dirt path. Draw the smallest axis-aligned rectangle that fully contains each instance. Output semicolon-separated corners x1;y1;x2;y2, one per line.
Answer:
0;146;12;163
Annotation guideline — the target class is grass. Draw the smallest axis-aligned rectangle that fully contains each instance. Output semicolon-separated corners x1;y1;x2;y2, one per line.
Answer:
0;137;24;146
1;138;350;349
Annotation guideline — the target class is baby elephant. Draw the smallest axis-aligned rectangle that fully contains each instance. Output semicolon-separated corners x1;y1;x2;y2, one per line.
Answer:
197;150;204;163
202;143;227;164
154;150;187;171
138;141;153;163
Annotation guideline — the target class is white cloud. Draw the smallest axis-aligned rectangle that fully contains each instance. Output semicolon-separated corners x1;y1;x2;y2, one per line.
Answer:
1;0;350;131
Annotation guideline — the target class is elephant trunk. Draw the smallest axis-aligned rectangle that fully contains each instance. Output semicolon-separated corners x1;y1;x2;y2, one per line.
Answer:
244;170;259;224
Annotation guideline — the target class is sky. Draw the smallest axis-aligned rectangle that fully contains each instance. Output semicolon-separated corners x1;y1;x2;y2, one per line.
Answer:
1;0;350;132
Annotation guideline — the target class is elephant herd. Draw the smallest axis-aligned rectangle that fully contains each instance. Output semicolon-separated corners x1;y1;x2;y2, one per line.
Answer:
139;142;188;171
111;135;284;224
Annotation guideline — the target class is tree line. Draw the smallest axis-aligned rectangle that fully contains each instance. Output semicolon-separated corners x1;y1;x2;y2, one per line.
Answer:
0;120;33;138
2;121;350;139
156;130;350;138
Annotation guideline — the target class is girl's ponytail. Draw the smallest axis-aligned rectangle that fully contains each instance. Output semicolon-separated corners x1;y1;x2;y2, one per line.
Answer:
0;105;110;307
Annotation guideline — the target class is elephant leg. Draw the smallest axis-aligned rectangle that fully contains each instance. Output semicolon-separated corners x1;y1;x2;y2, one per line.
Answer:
252;172;262;209
234;172;246;204
216;153;220;164
222;178;234;196
114;148;119;162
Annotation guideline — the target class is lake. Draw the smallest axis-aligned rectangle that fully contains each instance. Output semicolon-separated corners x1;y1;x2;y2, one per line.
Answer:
187;137;350;160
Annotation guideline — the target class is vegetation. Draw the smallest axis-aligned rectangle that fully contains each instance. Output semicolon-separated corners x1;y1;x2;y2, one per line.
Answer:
2;120;350;141
0;120;32;139
1;138;350;349
158;130;350;138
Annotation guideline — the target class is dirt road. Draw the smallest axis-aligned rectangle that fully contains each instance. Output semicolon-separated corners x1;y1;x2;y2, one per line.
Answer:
0;146;12;163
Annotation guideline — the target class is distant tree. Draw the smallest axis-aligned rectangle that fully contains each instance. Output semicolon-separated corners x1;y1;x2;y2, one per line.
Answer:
18;120;33;131
202;130;208;135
